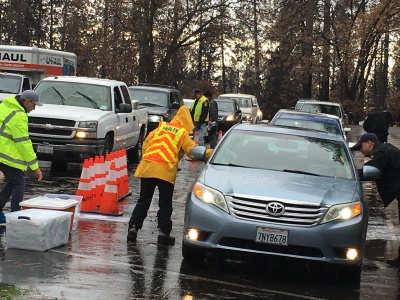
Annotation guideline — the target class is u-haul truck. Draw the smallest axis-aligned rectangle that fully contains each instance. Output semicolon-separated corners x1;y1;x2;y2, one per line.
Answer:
0;45;77;101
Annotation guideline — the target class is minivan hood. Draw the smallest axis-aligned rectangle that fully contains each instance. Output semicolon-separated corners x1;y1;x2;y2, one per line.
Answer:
28;104;112;121
145;106;169;116
200;165;360;206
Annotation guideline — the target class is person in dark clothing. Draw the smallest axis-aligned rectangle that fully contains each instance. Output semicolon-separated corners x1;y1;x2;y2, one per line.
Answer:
383;105;393;134
351;133;400;267
363;102;389;143
204;90;218;149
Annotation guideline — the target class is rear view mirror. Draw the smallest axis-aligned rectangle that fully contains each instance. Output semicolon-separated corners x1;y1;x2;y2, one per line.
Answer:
171;102;180;109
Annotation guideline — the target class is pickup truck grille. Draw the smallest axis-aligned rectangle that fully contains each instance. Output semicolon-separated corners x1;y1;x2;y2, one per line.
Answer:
226;195;327;227
28;117;76;136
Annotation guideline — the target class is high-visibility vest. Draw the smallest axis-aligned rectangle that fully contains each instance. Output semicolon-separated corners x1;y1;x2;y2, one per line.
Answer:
0;96;39;171
143;122;185;170
191;95;209;122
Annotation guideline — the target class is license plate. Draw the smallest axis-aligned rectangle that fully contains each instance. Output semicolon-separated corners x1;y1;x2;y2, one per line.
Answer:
255;227;288;246
37;145;54;154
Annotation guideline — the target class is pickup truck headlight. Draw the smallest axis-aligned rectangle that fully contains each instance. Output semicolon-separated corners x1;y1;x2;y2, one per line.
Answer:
193;182;229;213
149;115;163;123
78;121;98;128
321;201;362;224
76;121;98;139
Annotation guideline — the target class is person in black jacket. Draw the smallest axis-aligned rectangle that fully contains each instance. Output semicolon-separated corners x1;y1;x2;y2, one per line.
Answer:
351;133;400;267
363;102;389;142
204;90;218;149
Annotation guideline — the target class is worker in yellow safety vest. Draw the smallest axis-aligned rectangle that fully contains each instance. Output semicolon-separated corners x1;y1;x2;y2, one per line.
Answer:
0;90;43;223
190;88;209;146
127;105;212;245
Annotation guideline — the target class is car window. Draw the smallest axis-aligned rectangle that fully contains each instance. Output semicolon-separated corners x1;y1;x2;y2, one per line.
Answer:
273;119;341;135
35;81;111;110
217;101;235;112
211;131;353;179
129;89;168;107
300;104;341;118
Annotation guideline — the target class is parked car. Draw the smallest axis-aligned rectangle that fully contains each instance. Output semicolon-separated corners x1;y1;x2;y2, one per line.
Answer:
294;99;348;129
215;98;242;132
129;84;184;135
218;93;258;123
270;109;350;138
182;124;381;279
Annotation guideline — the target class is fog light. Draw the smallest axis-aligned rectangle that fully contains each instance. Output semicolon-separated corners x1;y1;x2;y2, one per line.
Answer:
187;229;199;241
346;248;359;260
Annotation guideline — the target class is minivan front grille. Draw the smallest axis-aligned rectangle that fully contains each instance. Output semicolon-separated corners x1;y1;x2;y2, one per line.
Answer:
226;195;328;227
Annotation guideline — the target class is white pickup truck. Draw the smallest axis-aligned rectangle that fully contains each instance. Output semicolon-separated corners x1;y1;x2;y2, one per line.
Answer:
29;76;148;165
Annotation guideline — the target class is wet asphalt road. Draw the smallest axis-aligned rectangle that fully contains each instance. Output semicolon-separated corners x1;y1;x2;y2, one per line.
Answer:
0;125;400;299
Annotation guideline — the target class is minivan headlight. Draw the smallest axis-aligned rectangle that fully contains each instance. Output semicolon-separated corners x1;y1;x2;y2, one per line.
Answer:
321;201;362;224
149;115;163;123
192;182;229;213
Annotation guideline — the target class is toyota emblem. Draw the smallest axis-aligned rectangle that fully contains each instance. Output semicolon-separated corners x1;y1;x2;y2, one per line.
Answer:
266;202;285;216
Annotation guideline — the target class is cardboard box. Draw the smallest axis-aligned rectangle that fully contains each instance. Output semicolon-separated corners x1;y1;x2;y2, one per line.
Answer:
6;209;72;251
20;196;79;232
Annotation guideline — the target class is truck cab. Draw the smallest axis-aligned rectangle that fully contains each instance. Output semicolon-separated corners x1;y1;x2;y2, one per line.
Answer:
30;76;148;164
0;73;32;101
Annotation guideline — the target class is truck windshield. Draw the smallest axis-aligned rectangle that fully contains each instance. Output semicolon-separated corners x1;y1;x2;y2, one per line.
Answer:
35;82;111;110
0;74;21;94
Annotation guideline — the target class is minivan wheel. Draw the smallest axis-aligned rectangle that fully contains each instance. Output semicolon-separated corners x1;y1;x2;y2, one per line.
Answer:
182;242;206;263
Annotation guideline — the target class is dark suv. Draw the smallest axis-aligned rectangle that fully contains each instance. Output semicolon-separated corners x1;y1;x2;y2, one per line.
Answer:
129;84;184;134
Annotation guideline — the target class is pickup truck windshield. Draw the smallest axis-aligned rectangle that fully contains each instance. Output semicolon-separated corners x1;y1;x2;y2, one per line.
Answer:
35;82;111;110
0;74;21;94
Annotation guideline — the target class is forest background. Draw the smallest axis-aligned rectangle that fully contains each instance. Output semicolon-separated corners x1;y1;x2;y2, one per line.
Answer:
1;0;400;123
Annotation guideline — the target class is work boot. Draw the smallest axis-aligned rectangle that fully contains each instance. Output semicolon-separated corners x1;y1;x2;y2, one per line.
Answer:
157;230;175;246
127;227;137;242
387;257;400;268
0;212;6;224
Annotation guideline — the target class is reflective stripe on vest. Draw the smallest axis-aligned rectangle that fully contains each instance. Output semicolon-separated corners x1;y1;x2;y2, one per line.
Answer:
143;122;185;170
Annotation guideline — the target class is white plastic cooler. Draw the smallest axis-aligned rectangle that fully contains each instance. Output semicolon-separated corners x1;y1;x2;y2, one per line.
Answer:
6;209;72;251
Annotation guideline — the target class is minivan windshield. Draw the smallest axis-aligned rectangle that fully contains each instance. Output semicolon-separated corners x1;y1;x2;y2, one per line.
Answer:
129;89;168;107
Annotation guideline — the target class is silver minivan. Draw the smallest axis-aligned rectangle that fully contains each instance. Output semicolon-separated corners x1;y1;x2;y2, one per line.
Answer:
218;93;258;123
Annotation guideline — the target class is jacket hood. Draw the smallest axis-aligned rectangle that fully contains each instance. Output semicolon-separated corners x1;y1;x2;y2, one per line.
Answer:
171;105;194;132
2;96;24;111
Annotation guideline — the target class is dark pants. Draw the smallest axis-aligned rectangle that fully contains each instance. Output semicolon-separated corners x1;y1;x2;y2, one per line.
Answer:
128;177;174;235
0;163;25;212
208;125;218;149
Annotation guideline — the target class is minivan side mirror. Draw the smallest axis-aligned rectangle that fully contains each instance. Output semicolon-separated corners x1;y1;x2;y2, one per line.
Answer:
171;102;180;109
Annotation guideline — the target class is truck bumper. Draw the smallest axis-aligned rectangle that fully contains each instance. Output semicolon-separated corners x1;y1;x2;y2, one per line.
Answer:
31;137;106;162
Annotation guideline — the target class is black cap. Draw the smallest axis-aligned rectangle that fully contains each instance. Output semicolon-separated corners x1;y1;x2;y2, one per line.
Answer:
351;133;379;151
204;90;212;97
367;102;377;108
193;88;202;95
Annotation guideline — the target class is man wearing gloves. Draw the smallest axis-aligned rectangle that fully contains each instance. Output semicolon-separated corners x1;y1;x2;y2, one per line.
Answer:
127;105;212;245
0;90;43;223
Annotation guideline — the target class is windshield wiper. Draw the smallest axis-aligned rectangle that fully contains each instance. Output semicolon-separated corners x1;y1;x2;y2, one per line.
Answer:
283;169;321;176
0;89;13;93
76;91;99;109
52;87;66;105
211;162;251;168
140;102;163;107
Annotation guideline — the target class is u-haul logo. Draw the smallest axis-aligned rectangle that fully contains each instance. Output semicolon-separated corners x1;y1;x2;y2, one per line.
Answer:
45;56;62;66
0;52;28;62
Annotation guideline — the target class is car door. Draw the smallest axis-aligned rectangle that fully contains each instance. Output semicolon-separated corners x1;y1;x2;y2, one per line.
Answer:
114;85;134;149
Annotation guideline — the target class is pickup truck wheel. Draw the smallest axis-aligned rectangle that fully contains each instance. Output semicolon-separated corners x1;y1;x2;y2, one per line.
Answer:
127;130;143;163
103;135;113;156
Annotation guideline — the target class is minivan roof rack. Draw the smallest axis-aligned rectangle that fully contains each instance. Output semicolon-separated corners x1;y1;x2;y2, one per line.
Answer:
138;83;176;89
